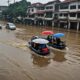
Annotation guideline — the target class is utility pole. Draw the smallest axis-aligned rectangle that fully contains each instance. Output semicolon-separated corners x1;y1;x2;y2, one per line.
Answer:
14;0;15;3
7;0;10;6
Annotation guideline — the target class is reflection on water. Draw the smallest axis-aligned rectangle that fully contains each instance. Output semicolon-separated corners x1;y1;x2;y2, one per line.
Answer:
53;51;66;62
0;21;80;80
31;54;51;67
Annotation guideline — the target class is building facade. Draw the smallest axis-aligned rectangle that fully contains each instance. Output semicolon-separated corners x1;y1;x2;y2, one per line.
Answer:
25;3;43;25
59;0;80;31
25;0;80;31
26;1;60;27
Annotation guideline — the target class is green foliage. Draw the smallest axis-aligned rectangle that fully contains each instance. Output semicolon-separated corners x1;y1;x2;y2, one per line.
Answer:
6;0;31;17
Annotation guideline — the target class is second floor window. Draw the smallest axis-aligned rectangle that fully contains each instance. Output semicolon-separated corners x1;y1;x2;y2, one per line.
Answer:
38;7;44;10
70;5;76;9
78;5;80;9
46;6;53;9
60;3;69;9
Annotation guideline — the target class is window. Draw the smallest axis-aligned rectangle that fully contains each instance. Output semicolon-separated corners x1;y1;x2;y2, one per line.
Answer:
38;14;44;17
70;5;76;9
46;6;53;9
29;14;34;18
41;7;44;10
77;13;80;18
64;14;68;17
55;4;59;11
32;9;34;12
60;3;69;9
45;12;53;18
49;6;53;9
78;5;80;9
70;13;76;17
38;7;44;10
60;13;62;16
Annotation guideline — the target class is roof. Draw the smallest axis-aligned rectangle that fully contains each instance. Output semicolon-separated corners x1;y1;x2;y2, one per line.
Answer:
29;3;43;8
45;0;60;5
32;3;43;6
62;0;78;3
28;1;60;8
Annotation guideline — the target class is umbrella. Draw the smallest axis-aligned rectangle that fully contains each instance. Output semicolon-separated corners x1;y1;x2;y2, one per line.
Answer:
32;38;49;44
41;30;54;35
53;33;65;38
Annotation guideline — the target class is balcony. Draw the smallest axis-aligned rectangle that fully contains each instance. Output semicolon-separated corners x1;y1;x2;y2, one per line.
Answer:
44;18;53;20
69;17;77;20
59;9;69;12
36;16;44;19
59;16;68;19
45;9;53;12
69;9;78;12
44;17;53;20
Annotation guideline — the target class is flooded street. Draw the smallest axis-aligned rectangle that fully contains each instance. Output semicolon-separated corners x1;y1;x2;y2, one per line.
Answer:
0;20;80;80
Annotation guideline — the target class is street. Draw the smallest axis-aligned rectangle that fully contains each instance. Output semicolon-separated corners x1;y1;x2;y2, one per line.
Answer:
0;20;80;80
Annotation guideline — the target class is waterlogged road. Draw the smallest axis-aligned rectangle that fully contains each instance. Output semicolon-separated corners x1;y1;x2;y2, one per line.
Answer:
0;21;80;80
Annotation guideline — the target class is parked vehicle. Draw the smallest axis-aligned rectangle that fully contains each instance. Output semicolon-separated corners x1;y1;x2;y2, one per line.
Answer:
6;23;16;30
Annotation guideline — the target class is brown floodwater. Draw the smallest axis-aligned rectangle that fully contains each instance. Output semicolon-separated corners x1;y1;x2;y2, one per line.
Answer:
0;20;80;80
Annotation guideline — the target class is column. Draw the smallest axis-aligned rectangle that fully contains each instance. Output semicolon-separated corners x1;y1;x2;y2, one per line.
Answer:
68;22;70;30
52;21;54;27
77;22;79;31
43;20;44;26
34;20;36;25
52;20;54;30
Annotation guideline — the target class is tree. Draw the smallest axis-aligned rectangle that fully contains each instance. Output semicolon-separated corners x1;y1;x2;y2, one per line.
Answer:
6;0;31;17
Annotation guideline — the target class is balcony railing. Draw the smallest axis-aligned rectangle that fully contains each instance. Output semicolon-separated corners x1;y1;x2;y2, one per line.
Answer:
59;9;69;12
69;9;78;12
44;17;53;20
36;16;44;19
69;17;77;20
59;16;68;19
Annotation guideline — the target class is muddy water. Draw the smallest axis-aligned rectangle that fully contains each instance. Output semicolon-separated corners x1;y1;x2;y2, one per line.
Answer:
0;20;80;80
